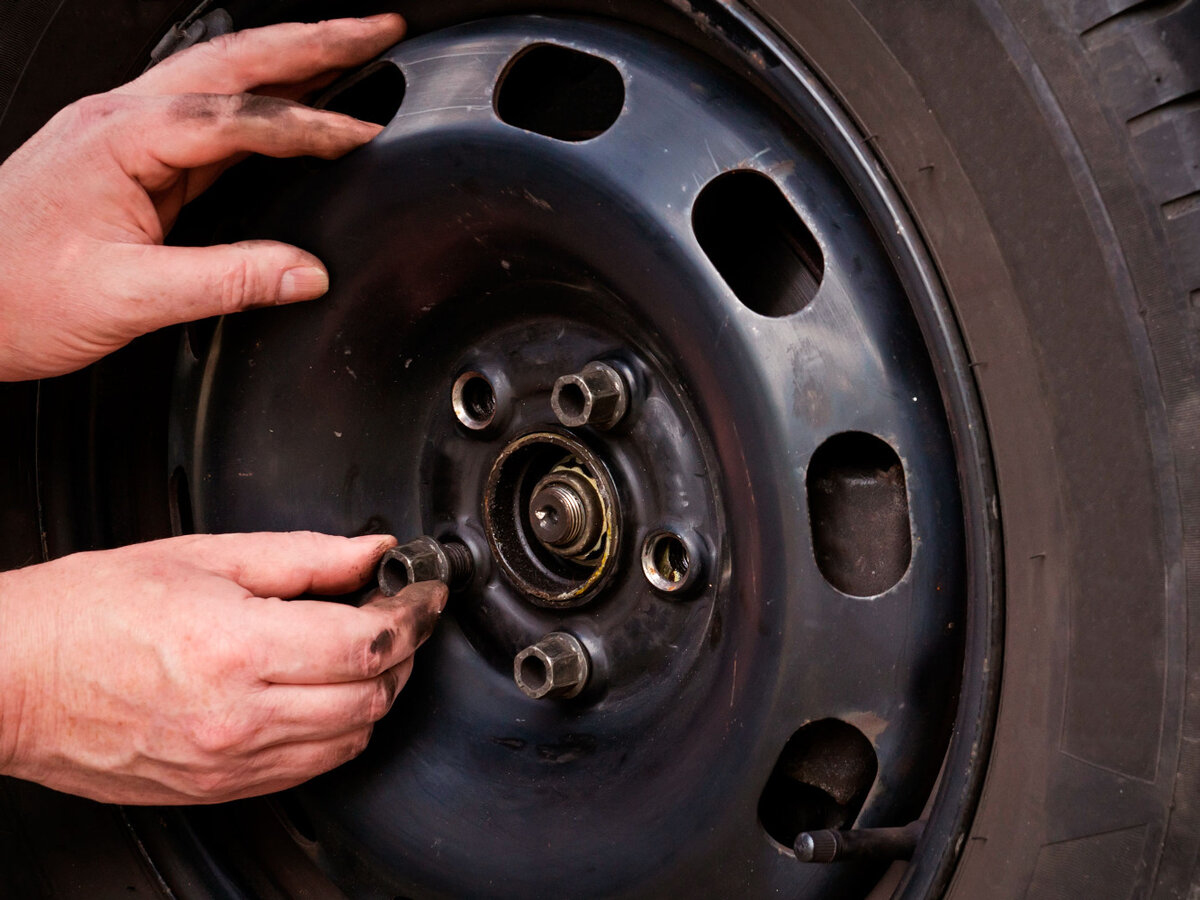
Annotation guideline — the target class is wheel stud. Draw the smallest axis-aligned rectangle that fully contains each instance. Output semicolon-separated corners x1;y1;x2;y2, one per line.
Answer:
377;535;474;594
528;465;605;561
513;632;590;699
551;361;629;430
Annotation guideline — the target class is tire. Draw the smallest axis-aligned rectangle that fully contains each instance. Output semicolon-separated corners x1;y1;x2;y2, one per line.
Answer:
0;1;1196;898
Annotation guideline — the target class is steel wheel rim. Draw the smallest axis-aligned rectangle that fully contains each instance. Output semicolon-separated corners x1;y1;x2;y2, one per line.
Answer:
87;7;1004;898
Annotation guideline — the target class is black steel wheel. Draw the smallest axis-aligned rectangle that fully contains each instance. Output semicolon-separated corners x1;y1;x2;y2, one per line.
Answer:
143;16;991;898
1;1;1196;898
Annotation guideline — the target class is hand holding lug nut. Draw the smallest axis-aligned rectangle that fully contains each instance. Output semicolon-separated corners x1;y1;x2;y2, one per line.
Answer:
551;361;629;430
377;535;474;595
513;632;590;699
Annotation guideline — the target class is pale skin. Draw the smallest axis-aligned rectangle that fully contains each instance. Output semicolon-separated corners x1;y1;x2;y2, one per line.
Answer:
0;16;447;805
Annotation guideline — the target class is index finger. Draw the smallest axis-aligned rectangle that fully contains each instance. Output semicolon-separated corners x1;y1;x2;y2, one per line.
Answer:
249;581;449;684
152;531;396;597
121;15;406;97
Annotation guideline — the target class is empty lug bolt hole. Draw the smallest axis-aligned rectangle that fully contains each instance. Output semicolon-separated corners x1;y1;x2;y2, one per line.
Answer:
642;530;700;593
452;371;498;430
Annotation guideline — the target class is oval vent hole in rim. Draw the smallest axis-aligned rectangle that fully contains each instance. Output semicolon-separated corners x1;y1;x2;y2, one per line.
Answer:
496;44;625;141
806;431;911;597
758;719;878;850
320;61;406;126
693;169;824;317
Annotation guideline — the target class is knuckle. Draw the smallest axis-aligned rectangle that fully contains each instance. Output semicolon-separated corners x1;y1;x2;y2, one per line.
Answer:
312;730;371;775
167;92;230;124
365;676;395;722
347;727;373;760
235;93;293;119
352;636;389;680
68;93;127;130
202;29;249;66
195;633;249;678
190;717;247;756
216;255;266;313
189;766;239;799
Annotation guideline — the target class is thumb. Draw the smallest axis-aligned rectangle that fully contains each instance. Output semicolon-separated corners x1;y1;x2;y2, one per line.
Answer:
110;240;330;333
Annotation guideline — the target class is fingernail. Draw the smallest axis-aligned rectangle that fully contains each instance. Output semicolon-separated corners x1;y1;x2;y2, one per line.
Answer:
279;266;329;303
358;12;398;23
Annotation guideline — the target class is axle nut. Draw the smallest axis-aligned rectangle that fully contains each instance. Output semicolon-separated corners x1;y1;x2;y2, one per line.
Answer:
513;632;590;699
528;466;606;560
551;361;629;430
377;536;473;595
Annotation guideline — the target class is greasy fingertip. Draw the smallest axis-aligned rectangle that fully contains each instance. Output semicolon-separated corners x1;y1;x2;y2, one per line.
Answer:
381;663;407;707
363;581;447;646
402;580;450;610
353;534;397;583
405;582;448;646
353;533;398;553
411;602;442;646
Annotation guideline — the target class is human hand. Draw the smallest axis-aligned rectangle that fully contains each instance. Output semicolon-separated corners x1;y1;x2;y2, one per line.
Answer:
0;15;406;381
0;532;447;805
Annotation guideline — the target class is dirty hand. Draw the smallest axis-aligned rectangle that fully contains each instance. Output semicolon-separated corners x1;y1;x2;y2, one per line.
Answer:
0;14;405;381
0;532;446;804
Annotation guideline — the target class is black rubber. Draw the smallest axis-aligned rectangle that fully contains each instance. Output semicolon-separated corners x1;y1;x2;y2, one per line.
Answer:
0;1;1196;897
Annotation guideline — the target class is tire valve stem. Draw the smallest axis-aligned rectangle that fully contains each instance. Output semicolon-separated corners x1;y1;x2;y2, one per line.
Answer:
793;820;924;864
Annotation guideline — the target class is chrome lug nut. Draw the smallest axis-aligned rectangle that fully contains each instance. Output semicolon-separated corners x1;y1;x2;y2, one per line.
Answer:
513;632;590;699
377;535;474;595
551;361;629;430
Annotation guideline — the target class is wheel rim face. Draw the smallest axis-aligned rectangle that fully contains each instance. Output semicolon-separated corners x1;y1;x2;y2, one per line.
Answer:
168;14;973;898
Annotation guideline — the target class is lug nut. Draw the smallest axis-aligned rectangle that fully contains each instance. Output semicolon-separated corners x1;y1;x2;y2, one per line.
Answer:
513;632;590;699
551;361;629;430
377;535;474;595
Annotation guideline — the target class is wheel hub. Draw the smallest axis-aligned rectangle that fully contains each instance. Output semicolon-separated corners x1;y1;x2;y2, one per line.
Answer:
528;462;604;556
483;428;626;606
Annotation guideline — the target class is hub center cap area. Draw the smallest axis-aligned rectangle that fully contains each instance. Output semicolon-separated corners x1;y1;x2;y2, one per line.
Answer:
485;430;620;607
530;465;604;557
